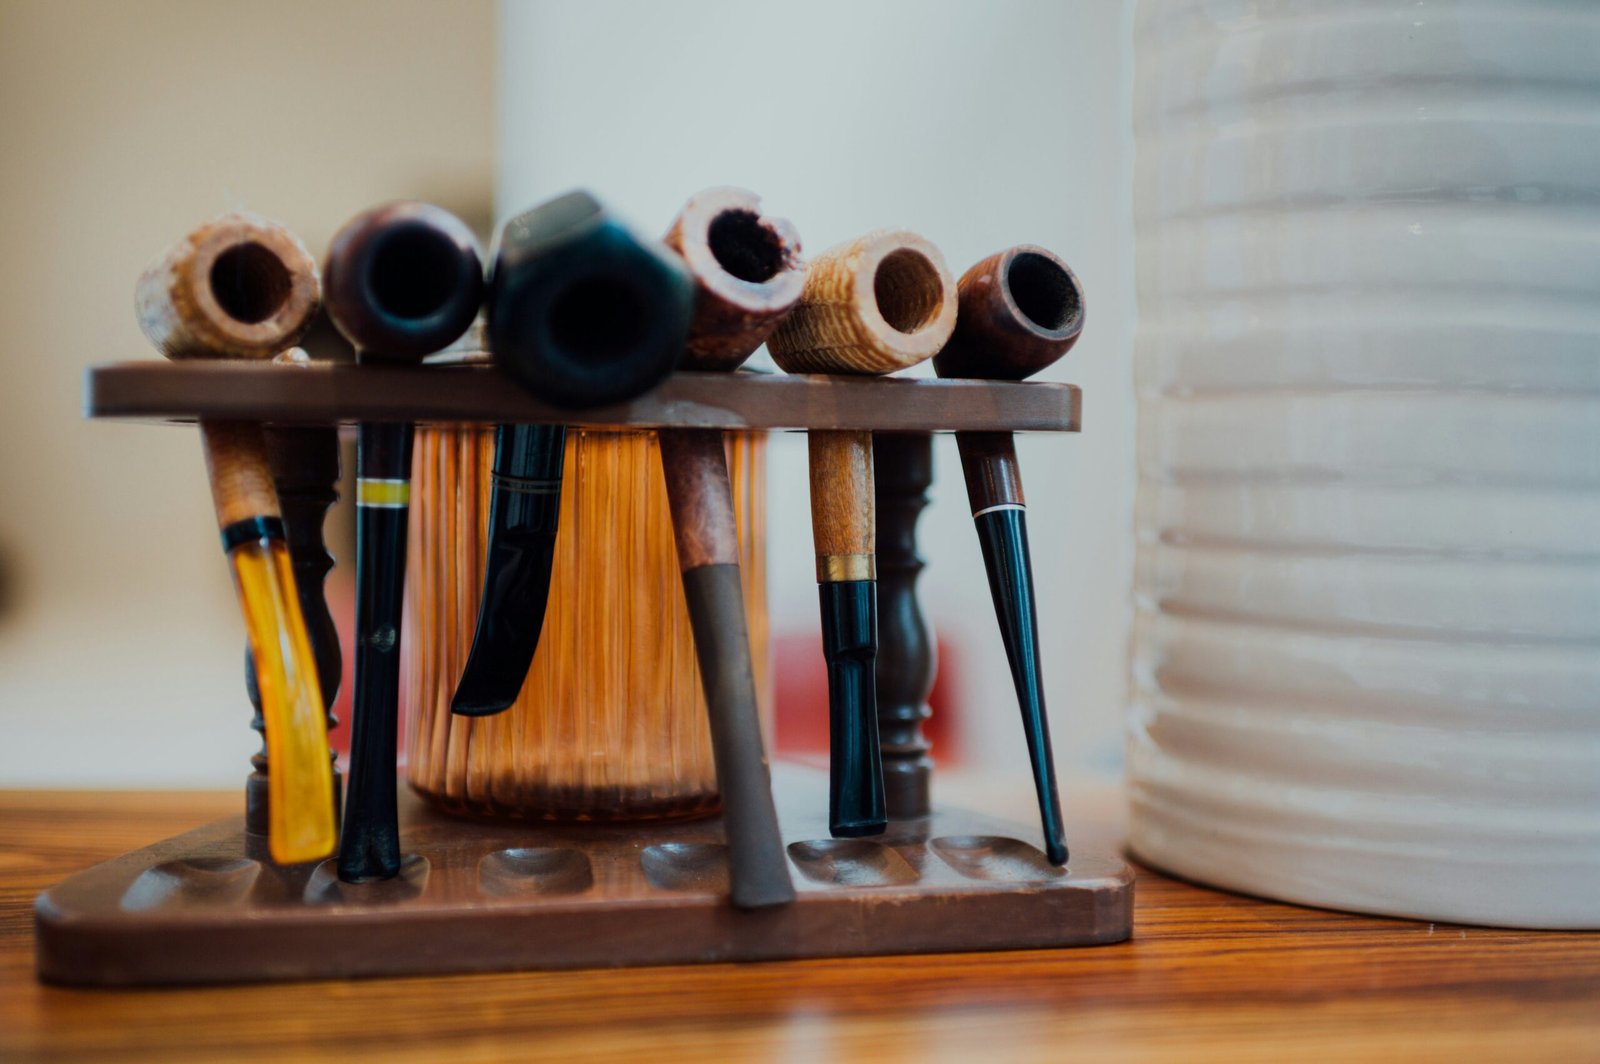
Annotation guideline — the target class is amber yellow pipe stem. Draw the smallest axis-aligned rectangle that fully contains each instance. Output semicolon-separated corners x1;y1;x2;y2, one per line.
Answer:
136;213;335;865
202;420;337;864
227;532;338;862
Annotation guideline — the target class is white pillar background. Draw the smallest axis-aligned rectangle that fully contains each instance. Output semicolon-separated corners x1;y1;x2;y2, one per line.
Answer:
498;0;1138;777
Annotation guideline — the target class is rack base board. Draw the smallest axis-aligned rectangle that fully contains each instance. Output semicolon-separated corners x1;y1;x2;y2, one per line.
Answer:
36;766;1130;986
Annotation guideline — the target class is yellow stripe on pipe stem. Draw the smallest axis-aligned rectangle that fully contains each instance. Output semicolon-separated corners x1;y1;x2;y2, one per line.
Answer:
358;478;411;508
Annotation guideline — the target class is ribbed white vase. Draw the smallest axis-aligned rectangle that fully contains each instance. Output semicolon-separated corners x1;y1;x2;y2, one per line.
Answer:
1129;1;1600;927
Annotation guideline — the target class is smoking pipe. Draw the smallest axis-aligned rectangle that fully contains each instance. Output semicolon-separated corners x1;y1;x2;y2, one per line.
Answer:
933;244;1084;867
323;202;483;882
767;230;957;837
660;187;801;908
452;190;693;717
136;213;335;864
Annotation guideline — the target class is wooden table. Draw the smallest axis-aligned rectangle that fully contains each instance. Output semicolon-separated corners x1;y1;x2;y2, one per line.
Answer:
3;787;1597;1062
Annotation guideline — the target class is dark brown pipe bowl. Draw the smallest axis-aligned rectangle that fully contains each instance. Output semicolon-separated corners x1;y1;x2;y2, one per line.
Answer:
933;245;1084;382
323;201;484;362
663;186;804;372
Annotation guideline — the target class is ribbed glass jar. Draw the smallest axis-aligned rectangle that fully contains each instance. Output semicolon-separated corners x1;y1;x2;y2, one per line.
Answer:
1131;1;1600;927
403;427;769;821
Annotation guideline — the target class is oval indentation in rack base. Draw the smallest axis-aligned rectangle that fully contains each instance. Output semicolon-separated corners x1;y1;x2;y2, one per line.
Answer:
931;836;1065;882
479;847;594;897
303;854;430;905
120;857;261;913
787;839;919;887
639;842;729;893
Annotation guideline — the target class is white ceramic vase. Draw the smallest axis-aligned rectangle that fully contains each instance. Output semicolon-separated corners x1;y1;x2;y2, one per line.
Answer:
1129;1;1600;927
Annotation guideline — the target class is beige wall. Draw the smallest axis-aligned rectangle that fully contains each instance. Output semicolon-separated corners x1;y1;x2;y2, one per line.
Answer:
0;0;493;783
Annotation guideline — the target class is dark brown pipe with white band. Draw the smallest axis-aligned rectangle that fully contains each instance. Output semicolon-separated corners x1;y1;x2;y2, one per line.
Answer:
323;202;484;882
933;244;1084;866
767;230;958;838
661;186;801;908
136;213;335;865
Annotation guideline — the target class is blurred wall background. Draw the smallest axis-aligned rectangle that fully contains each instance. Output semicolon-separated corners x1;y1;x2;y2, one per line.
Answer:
0;0;494;784
498;0;1137;780
0;0;1133;788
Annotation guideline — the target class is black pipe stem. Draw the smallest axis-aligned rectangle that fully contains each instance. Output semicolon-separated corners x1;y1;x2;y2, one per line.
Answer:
972;506;1068;866
819;580;887;838
451;423;566;716
338;421;414;882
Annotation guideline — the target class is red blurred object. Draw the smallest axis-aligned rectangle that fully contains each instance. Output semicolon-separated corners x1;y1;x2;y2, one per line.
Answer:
324;567;354;768
772;628;960;765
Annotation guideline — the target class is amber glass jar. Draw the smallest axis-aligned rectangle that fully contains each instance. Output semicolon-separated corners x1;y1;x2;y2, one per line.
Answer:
403;426;769;821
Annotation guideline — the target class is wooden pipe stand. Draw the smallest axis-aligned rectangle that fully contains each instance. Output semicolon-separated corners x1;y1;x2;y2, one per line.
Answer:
35;359;1125;987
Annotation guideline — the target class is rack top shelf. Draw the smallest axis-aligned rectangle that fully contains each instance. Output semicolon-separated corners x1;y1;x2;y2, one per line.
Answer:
84;361;1081;433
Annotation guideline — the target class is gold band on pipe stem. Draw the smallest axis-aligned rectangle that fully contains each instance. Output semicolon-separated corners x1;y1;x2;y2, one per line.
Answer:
816;553;875;583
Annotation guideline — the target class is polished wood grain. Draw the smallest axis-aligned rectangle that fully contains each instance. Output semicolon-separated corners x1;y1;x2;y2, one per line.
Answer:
954;430;1026;513
808;429;874;580
36;767;1114;984
933;245;1083;383
659;428;742;571
85;362;1081;434
6;786;1597;1063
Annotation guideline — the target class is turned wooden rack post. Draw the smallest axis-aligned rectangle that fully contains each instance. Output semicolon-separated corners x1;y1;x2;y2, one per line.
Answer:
872;431;936;819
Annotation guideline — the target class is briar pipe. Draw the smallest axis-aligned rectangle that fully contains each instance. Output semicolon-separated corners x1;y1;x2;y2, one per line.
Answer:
933;245;1084;867
452;190;693;717
323;202;483;882
135;213;336;865
660;187;802;908
767;231;957;837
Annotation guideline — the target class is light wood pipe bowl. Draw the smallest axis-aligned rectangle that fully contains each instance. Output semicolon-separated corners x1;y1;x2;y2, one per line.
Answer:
135;213;334;866
136;211;320;362
767;228;958;582
767;229;956;377
766;229;956;838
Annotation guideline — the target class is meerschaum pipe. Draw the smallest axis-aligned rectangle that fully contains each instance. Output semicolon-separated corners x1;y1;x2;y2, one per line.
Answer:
934;244;1084;866
767;230;957;837
324;202;483;881
660;187;801;908
453;191;693;717
136;213;335;864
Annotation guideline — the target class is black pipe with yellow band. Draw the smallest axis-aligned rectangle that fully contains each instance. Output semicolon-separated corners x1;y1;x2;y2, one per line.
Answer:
324;201;484;882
